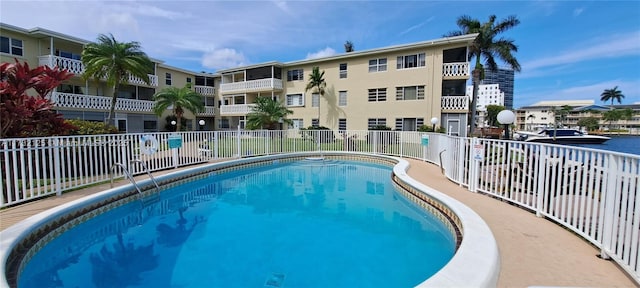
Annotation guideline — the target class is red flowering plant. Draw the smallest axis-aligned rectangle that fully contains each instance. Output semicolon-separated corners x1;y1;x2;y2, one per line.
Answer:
0;59;77;138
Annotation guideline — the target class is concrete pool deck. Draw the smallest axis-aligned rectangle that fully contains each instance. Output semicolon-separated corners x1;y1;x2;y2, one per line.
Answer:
0;158;636;287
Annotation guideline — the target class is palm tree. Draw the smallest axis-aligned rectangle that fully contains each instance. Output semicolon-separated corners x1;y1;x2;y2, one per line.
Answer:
305;66;326;127
82;34;154;126
246;97;293;130
344;41;354;52
446;15;521;136
152;84;204;132
600;86;625;108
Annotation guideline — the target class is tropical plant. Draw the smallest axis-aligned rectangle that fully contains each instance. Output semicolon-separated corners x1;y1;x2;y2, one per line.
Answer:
66;119;119;135
552;105;573;127
485;105;505;127
576;117;600;131
305;66;326;127
82;34;154;126
344;41;354;52
446;15;521;136
600;86;625;108
153;85;204;132
246;96;293;130
0;60;76;137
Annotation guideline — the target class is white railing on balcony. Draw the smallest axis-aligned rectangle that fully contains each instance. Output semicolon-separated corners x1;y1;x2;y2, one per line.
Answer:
0;131;638;284
441;95;469;110
39;55;84;75
50;92;154;112
38;55;158;86
195;85;216;95
219;78;283;93
219;104;257;115
442;62;469;78
198;106;216;116
128;74;158;87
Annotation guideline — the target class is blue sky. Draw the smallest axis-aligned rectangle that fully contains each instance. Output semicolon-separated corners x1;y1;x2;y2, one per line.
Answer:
1;0;639;108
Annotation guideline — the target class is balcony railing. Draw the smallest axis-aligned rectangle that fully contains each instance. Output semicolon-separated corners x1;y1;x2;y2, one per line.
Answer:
442;62;469;78
219;78;283;93
50;92;154;112
198;106;216;116
38;55;158;87
441;95;469;111
195;85;216;96
219;104;257;115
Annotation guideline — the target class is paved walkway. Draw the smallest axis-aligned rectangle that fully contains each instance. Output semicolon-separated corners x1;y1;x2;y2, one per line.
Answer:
1;159;636;287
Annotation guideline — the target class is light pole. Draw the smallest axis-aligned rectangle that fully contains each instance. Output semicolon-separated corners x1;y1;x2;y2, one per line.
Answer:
170;120;177;132
497;110;515;140
430;117;439;132
199;119;206;131
497;109;516;191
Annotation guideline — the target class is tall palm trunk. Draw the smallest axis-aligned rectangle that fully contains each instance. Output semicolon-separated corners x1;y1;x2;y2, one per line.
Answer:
107;85;119;126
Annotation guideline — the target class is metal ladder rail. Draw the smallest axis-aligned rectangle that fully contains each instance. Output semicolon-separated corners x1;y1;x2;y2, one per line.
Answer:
110;163;143;194
129;159;160;193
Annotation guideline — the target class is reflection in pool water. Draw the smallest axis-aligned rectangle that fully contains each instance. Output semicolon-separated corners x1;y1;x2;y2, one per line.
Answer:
19;160;455;287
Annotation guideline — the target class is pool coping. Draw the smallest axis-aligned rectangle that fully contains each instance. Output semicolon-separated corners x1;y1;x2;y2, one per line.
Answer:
0;152;499;288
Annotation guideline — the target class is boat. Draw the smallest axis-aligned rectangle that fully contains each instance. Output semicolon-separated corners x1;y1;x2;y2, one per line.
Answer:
514;128;611;144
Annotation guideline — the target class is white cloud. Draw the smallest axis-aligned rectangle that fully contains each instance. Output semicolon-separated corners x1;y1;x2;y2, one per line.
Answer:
306;47;337;60
201;48;248;70
520;31;640;78
573;8;585;17
516;79;640;107
399;18;432;36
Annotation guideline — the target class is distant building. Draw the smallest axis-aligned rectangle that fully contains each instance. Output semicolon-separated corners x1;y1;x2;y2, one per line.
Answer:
466;84;505;127
482;68;514;110
515;100;640;134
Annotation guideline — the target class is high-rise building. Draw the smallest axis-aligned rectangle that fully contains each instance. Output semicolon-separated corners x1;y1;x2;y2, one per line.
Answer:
481;68;514;110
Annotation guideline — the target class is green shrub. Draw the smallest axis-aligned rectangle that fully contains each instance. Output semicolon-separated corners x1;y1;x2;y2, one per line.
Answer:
66;120;119;135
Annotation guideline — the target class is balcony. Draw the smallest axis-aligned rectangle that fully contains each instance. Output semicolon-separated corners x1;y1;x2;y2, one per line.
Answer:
49;92;154;113
198;106;216;116
38;55;158;87
442;62;469;78
195;85;216;96
441;95;469;112
219;104;257;116
219;78;283;94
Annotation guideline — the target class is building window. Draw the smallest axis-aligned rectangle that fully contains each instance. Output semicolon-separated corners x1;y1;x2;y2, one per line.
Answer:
286;94;304;107
287;69;304;81
397;53;425;69
396;86;425;100
368;118;387;129
219;118;230;129
368;58;387;72
395;118;424;131
338;118;347;131
339;63;347;78
0;36;23;56
312;119;319;127
58;84;84;94
290;119;304;129
368;88;387;102
312;93;319;108
338;91;347;106
59;50;81;60
143;121;157;132
165;73;172;85
186;77;192;83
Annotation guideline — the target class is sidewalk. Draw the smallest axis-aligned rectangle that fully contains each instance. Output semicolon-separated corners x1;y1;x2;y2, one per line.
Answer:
1;159;636;287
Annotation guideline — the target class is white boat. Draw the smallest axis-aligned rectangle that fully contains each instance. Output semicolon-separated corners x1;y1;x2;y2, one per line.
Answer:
514;129;610;144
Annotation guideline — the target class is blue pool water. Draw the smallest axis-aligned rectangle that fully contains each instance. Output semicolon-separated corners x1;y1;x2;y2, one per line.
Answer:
18;160;456;287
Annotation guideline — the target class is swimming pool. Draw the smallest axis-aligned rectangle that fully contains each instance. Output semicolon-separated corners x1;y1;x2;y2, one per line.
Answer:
1;153;500;287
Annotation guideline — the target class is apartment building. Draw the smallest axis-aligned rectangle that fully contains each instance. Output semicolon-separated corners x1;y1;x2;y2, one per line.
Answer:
515;100;640;134
0;23;216;133
217;36;474;135
2;22;475;135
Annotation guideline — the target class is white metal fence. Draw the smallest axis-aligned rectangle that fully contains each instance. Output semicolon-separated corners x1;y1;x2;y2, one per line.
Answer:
1;130;638;283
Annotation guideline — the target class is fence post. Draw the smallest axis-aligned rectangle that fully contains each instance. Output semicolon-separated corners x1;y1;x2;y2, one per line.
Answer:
213;131;218;159
458;137;465;186
535;145;547;217
600;154;619;260
236;126;241;157
468;137;479;192
53;137;63;196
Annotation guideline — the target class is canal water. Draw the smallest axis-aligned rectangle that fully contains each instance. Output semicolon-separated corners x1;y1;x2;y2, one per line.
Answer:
569;135;640;156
